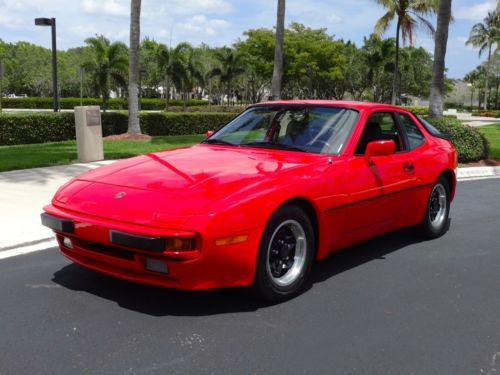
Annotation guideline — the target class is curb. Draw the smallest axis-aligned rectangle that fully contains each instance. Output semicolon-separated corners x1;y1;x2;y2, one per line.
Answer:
457;166;500;180
0;237;55;252
0;165;498;258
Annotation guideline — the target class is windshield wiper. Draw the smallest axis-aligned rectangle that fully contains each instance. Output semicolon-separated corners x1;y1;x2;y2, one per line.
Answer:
240;141;306;152
202;139;235;146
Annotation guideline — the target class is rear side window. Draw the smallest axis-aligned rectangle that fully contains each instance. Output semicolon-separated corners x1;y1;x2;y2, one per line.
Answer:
396;113;425;149
417;116;444;136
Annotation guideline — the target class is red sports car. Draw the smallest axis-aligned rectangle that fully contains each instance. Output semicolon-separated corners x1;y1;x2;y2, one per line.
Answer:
42;100;457;301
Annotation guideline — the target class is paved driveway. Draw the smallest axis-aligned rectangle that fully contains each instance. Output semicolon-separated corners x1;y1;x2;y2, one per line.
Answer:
1;179;499;375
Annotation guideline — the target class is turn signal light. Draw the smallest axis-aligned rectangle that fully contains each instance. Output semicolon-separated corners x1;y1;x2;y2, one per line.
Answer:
165;237;195;251
215;235;248;246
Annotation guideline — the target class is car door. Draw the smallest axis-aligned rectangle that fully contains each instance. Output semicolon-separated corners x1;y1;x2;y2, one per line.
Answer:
346;111;417;237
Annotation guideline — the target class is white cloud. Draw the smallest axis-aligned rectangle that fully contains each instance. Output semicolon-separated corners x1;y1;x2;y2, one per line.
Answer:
0;13;25;29
176;15;230;38
454;0;495;22
82;0;129;17
150;0;233;16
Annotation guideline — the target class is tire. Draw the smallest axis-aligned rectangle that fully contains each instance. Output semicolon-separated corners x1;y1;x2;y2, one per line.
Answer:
253;205;315;302
419;176;450;238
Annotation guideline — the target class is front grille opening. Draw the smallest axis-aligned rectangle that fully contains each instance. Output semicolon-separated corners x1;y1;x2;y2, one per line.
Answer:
77;240;135;260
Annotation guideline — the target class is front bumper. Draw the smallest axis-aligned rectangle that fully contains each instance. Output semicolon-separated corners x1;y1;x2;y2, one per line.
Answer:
42;206;262;290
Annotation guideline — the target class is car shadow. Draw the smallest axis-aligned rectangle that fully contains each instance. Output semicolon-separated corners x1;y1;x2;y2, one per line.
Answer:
52;226;433;317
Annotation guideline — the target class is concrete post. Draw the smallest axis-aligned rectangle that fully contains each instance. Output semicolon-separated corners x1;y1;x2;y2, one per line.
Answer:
74;106;104;162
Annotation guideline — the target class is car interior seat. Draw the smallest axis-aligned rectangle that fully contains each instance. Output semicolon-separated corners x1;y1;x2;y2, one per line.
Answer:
355;121;382;155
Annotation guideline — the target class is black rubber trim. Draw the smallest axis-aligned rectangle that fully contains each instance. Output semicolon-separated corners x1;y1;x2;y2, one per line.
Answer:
40;213;74;233
324;183;433;212
109;230;165;252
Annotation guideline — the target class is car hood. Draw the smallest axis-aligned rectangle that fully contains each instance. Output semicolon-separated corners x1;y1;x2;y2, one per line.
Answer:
53;145;323;226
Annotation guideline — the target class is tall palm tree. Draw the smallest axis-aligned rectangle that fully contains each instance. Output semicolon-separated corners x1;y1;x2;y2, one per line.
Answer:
466;11;500;110
428;0;452;118
181;47;204;111
84;35;128;112
156;42;191;110
271;0;285;100
210;47;246;105
464;70;480;108
374;0;438;104
128;0;141;134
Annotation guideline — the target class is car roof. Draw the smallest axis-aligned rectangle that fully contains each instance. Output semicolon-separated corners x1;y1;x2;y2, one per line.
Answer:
252;99;406;112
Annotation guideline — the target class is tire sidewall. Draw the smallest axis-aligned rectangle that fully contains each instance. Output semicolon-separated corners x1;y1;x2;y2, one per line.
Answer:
423;176;450;237
254;205;315;301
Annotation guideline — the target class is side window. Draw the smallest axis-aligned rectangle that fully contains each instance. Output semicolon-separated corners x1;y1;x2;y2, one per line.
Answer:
397;113;425;149
355;112;404;155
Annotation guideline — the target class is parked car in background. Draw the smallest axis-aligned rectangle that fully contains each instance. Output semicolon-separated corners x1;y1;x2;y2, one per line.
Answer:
42;100;457;301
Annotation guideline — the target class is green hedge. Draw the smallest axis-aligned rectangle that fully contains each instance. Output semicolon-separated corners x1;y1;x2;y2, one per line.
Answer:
426;117;489;162
1;111;488;162
403;106;429;116
0;112;236;145
0;97;209;110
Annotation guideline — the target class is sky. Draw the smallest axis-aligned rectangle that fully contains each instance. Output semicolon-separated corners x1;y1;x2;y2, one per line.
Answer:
0;0;497;79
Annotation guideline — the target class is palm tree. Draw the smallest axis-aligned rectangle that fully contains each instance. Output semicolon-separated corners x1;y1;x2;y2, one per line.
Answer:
464;70;479;108
428;0;452;118
362;35;395;102
271;0;285;100
466;11;500;110
156;42;191;110
128;0;141;134
84;35;128;112
181;47;204;111
374;0;438;104
210;47;246;105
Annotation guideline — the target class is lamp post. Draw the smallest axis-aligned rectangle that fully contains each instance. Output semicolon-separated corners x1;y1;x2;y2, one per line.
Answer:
0;59;3;113
34;17;59;112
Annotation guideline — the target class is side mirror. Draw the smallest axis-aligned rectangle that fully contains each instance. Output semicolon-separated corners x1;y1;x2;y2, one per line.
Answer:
206;130;214;138
365;140;396;163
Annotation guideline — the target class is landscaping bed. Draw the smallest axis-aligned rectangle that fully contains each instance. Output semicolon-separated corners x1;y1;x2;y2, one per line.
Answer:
0;134;205;172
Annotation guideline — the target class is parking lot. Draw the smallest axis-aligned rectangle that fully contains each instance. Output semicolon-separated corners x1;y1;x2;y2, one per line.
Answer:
1;178;499;375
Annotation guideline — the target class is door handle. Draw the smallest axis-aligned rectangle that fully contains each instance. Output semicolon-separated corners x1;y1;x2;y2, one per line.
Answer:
403;162;415;173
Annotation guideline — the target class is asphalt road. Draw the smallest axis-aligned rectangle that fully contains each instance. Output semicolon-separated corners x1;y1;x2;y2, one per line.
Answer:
1;179;499;375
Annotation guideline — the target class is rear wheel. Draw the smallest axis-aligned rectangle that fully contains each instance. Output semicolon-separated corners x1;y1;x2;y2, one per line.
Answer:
254;205;315;302
419;176;450;238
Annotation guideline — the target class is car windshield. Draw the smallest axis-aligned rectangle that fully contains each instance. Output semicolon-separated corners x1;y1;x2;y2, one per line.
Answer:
204;106;359;154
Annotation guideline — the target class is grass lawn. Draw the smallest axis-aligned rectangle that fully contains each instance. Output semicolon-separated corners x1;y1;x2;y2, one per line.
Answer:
0;134;205;172
478;123;500;159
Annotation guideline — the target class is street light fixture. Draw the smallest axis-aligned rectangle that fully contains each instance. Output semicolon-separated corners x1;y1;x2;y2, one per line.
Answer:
34;17;59;112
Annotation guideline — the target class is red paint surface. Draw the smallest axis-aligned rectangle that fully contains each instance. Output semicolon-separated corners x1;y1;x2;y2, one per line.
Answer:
43;101;457;290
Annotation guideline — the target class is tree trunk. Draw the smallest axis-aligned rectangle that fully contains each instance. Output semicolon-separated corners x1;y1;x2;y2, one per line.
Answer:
428;0;452;118
391;17;401;105
183;84;187;112
164;77;171;110
127;0;142;134
485;45;492;110
271;0;285;100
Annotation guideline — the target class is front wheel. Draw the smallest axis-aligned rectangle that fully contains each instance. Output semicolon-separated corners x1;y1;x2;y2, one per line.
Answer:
253;205;315;302
419;176;450;238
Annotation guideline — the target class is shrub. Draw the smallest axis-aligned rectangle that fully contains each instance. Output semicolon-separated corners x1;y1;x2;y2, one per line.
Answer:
1;97;210;110
403;106;429;116
0;112;236;146
426;117;489;162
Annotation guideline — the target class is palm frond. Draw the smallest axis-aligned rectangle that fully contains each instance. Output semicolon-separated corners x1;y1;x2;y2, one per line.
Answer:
374;10;396;37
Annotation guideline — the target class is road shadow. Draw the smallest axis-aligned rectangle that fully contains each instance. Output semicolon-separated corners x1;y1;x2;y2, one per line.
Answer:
52;226;430;317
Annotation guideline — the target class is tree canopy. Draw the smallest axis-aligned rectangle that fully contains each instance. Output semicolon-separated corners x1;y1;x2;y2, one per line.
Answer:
0;23;437;106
